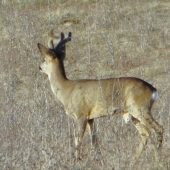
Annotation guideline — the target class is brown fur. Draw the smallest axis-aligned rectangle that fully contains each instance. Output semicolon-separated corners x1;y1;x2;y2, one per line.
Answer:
37;30;163;159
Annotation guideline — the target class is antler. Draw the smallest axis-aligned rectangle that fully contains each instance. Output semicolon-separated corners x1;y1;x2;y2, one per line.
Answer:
54;32;71;53
52;32;71;59
48;30;71;59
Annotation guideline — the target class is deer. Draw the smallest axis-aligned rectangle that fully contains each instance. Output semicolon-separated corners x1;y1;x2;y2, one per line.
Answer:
37;30;163;159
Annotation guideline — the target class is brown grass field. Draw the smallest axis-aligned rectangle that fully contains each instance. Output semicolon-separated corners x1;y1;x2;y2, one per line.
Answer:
0;0;170;169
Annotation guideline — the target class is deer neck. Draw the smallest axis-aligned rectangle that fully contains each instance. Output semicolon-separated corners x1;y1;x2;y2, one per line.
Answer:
48;61;69;99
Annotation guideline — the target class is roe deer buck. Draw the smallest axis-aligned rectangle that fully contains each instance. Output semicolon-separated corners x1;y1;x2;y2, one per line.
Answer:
37;30;163;159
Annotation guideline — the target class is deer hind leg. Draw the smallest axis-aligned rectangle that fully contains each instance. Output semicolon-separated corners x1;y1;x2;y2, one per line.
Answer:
132;117;150;158
139;113;163;150
87;119;97;147
132;105;163;150
75;118;88;159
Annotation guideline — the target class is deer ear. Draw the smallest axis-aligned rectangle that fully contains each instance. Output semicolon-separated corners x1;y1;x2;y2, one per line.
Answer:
38;43;54;59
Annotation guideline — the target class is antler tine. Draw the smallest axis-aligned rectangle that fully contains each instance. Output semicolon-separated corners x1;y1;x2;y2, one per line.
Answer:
54;32;71;52
60;32;65;41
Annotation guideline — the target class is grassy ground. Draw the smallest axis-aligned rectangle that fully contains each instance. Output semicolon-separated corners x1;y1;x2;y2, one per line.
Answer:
0;0;170;169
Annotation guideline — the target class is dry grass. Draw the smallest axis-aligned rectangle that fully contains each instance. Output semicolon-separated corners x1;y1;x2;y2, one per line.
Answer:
0;0;170;169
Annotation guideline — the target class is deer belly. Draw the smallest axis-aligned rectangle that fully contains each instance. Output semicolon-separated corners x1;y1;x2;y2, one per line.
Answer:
88;104;113;119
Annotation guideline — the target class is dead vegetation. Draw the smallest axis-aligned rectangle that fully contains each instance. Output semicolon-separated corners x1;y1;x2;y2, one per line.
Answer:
0;0;170;169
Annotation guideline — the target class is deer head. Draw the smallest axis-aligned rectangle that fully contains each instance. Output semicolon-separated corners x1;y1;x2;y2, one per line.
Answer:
38;31;71;76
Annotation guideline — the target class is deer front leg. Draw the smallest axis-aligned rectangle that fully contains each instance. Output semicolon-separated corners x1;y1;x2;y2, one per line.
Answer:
75;118;88;159
87;119;97;147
